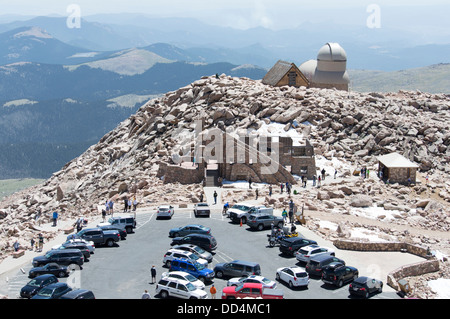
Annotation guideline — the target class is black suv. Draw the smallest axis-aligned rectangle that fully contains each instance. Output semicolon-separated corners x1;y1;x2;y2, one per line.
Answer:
321;263;359;287
170;234;217;252
214;260;261;279
306;256;346;277
279;237;317;256
57;242;91;261
32;249;84;268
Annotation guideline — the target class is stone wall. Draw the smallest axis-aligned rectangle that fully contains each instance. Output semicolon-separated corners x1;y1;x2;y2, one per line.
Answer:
333;239;430;258
387;259;440;291
157;162;205;185
333;239;440;291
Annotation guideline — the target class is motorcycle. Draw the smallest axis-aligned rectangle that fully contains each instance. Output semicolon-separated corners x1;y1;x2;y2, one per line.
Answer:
267;228;285;247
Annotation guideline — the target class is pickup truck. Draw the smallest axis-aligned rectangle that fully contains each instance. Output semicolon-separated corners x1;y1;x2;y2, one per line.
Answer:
229;204;273;224
193;203;210;217
67;228;121;247
221;283;284;299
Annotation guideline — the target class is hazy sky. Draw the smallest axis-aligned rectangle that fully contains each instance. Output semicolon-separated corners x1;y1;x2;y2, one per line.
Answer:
1;0;449;31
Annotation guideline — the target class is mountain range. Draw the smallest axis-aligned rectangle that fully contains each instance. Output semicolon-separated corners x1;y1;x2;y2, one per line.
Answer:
0;14;449;179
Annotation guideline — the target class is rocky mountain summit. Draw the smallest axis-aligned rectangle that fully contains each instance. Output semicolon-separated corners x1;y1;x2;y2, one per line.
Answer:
1;74;449;297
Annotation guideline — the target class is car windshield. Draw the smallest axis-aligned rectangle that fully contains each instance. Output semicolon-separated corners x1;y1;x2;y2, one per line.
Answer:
231;205;251;211
37;287;53;297
44;252;53;258
235;284;244;292
186;282;196;291
185;274;197;282
195;262;205;270
261;277;271;284
27;278;42;287
189;254;199;261
295;272;308;278
107;218;115;224
198;203;208;207
159;208;169;211
193;246;206;254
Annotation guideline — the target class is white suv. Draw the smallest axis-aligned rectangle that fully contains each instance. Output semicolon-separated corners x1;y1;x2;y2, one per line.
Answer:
295;244;335;263
161;271;205;290
155;277;208;299
163;249;208;268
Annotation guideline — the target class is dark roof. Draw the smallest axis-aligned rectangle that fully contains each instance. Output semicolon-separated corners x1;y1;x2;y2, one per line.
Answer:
262;60;309;87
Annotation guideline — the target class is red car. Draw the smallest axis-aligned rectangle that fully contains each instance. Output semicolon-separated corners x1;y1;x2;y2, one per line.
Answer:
221;283;284;299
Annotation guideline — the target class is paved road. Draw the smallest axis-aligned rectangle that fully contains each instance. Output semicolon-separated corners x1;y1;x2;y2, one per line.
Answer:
0;201;425;299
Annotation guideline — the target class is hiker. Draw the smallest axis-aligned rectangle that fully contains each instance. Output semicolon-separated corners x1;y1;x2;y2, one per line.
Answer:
334;169;337;179
255;189;259;200
132;197;138;211
280;183;284;193
123;197;129;212
317;175;321;187
248;177;252;189
213;191;218;204
108;200;114;215
30;238;35;251
312;175;316;186
38;233;44;252
52;211;58;227
321;168;326;181
282;208;288;223
268;185;272;197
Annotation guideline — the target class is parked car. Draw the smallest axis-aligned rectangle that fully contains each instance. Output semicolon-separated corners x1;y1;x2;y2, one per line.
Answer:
98;224;127;240
161;271;205;290
31;282;72;299
172;244;213;263
169;224;211;238
67;227;121;247
279;237;318;256
193;203;210;217
214;260;261;279
60;289;96;299
221;283;284;299
55;242;91;261
246;213;284;231
28;262;70;278
227;275;277;289
156;205;175;219
305;255;346;277
32;249;84;268
230;204;273;224
52;238;95;254
321;263;359;287
169;258;215;283
276;266;310;288
295;244;335;263
156;277;208;299
163;248;208;268
349;276;383;298
97;215;136;233
170;233;217;252
20;274;58;299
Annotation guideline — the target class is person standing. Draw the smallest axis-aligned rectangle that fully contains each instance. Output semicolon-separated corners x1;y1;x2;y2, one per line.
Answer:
255;189;258;200
38;233;44;252
151;266;157;284
52;211;58;227
123;197;128;212
268;185;272;197
132;197;138;211
280;183;284;193
108;200;114;216
321;168;326;181
210;285;217;299
282;208;288;224
213;191;218;205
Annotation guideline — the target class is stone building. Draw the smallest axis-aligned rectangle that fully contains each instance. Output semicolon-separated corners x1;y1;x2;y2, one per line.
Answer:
157;128;317;186
377;152;419;184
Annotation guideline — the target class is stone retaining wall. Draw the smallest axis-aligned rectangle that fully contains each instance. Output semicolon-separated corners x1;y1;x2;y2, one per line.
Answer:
333;239;439;291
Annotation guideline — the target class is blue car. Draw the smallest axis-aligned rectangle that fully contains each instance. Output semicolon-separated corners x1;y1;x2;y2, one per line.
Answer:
31;282;72;299
169;224;211;238
169;258;215;283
